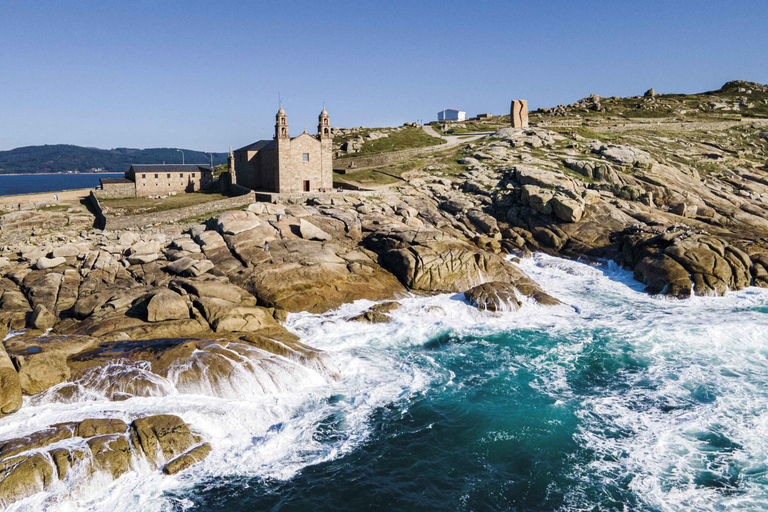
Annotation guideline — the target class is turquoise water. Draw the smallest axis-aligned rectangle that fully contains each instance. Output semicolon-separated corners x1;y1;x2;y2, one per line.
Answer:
0;173;123;196
4;254;768;511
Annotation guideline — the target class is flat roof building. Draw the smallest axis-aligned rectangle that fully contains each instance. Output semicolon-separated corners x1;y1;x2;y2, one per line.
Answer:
437;109;466;122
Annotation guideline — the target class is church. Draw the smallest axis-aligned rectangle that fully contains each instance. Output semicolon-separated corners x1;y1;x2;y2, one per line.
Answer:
232;107;333;194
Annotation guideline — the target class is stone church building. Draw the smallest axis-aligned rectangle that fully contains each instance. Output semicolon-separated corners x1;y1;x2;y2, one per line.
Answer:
233;107;333;194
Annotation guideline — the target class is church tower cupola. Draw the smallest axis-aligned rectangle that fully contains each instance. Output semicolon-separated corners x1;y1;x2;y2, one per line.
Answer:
275;106;289;140
318;107;330;139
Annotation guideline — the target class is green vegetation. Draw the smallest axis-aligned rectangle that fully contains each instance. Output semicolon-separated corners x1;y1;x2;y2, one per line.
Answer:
431;115;510;135
99;191;229;215
0;145;227;174
335;126;446;158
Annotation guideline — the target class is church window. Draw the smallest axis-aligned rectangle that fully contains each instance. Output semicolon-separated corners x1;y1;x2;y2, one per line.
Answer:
302;153;309;162
167;174;171;178
154;174;158;178
192;173;195;178
142;174;146;178
179;173;183;178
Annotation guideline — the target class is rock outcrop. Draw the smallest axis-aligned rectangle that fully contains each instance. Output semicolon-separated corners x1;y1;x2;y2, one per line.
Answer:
0;415;209;507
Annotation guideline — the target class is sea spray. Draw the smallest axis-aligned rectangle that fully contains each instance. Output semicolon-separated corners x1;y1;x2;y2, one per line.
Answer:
2;254;768;510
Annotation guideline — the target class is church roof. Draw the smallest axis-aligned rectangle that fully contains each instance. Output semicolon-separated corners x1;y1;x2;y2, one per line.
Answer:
235;139;275;152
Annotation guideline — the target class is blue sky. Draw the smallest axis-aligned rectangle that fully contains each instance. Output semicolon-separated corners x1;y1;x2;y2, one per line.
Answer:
1;0;766;151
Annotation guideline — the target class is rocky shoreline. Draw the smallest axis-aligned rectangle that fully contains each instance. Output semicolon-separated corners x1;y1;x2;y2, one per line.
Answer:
2;83;768;506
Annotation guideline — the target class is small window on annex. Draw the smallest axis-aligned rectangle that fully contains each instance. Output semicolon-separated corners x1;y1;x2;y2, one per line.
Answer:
302;153;309;162
154;174;158;178
192;173;196;178
167;174;171;178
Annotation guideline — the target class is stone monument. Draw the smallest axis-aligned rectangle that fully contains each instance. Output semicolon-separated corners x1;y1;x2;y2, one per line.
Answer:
510;100;529;128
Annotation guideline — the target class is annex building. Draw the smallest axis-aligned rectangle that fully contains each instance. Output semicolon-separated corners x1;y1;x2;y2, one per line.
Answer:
233;107;333;194
98;164;213;198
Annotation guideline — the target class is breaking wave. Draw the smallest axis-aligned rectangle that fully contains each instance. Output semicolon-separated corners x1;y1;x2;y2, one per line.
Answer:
2;253;768;511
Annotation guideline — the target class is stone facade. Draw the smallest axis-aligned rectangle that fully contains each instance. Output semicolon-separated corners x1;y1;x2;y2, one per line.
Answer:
97;165;214;198
511;100;529;128
127;165;213;197
234;108;333;194
96;178;136;199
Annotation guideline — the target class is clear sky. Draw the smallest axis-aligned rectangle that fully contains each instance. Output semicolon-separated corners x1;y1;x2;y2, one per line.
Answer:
1;0;766;152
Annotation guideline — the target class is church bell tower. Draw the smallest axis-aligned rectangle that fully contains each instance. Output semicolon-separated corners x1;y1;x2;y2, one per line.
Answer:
275;106;289;140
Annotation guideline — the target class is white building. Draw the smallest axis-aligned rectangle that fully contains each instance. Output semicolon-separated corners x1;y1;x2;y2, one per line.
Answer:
437;109;466;122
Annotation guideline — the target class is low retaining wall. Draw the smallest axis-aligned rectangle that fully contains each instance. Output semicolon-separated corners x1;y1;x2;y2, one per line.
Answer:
89;191;107;229
334;141;451;172
253;189;376;204
102;192;255;230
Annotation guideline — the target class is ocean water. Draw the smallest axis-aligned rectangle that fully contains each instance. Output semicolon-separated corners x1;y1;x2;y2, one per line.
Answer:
3;254;768;511
0;173;123;196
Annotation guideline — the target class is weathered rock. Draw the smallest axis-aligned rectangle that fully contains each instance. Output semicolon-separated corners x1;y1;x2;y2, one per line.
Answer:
29;304;56;330
633;254;693;298
298;219;331;241
521;185;554;215
34;256;66;270
551;195;585;223
146;289;189;322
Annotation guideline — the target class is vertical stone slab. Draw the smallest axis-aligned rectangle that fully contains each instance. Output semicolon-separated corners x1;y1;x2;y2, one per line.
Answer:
510;100;529;128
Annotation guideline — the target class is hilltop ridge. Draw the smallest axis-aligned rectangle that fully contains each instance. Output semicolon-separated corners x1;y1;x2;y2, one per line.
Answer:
0;145;227;175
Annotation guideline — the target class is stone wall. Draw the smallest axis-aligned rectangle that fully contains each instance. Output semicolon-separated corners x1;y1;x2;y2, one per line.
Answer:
334;142;450;172
102;192;255;231
94;182;135;199
89;191;107;229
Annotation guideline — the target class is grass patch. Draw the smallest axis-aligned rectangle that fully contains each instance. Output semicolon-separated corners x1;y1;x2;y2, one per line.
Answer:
334;126;446;156
431;116;510;135
333;169;400;187
100;191;230;215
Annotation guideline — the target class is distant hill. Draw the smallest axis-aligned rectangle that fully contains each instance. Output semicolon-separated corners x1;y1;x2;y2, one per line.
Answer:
0;145;228;174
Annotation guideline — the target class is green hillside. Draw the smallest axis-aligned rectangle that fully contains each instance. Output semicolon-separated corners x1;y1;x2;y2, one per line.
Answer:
0;145;228;174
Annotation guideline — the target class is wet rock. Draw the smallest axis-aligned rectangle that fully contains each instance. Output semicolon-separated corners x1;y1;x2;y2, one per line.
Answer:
130;415;198;468
49;447;87;480
87;434;133;479
0;345;21;416
161;443;212;475
464;282;521;312
0;453;54;506
242;327;324;366
350;301;401;323
76;418;128;438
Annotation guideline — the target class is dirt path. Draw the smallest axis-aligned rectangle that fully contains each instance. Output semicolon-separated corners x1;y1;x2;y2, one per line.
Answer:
0;188;95;207
421;125;494;145
0;188;93;209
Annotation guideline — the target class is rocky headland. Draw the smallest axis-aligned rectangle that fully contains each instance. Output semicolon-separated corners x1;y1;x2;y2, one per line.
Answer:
1;80;768;506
